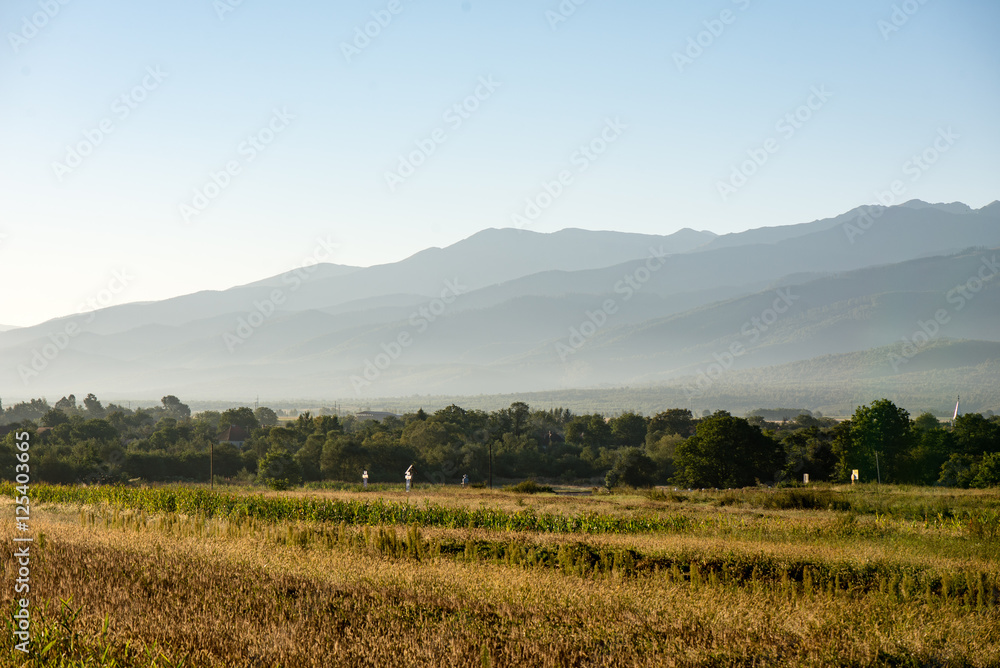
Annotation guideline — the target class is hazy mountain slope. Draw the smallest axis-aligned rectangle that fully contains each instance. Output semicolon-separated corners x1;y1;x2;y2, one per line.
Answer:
0;227;715;344
444;202;1000;312
693;199;981;251
2;202;998;402
539;248;1000;380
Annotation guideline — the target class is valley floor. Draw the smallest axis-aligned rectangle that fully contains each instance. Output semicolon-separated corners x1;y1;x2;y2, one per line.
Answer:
3;484;999;667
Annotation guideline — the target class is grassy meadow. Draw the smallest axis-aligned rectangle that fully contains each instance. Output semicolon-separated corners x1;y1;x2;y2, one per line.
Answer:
3;482;999;667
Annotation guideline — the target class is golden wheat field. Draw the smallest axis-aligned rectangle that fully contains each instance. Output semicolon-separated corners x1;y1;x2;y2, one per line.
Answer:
3;483;999;667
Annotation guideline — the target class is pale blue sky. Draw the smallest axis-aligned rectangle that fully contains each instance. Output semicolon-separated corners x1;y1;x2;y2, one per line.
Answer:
1;0;998;326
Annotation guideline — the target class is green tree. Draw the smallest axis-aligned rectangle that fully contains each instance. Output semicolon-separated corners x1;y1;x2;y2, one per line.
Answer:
938;453;977;488
913;412;941;432
566;414;612;449
971;452;1000;488
161;395;191;421
902;420;953;485
54;395;77;414
952;413;1000;457
220;407;259;433
673;411;783;488
647;433;683;483
256;447;302;490
610;412;647;448
40;409;69;427
842;399;913;483
320;435;367;481
401;420;455;452
647;409;693;441
254;406;279;427
605;447;657;488
295;434;325;481
507;401;531;438
83;393;104;417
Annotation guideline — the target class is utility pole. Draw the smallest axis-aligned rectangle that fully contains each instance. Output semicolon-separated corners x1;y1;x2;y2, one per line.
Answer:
489;440;493;490
210;439;214;491
875;451;881;485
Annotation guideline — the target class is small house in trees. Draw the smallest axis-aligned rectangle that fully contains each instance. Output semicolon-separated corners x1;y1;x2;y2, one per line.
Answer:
218;425;249;448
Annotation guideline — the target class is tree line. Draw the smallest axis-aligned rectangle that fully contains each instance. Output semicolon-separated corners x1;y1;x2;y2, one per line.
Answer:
1;394;998;489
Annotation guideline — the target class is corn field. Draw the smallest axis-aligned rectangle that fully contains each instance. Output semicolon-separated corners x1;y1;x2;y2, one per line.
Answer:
3;483;999;666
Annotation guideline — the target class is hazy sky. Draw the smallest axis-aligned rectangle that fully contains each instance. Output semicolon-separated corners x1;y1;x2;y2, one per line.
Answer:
2;0;998;327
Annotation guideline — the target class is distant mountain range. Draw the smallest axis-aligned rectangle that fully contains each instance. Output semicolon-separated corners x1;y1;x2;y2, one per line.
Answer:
2;199;998;415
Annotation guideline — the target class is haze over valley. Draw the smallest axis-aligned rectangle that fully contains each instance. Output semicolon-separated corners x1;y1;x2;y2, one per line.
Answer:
5;199;998;416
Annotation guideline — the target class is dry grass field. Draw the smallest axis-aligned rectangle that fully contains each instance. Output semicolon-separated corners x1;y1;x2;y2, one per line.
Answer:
3;483;999;667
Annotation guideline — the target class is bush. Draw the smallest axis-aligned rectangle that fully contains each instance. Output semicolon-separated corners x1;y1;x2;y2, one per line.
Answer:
605;447;657;489
503;480;554;494
256;448;302;490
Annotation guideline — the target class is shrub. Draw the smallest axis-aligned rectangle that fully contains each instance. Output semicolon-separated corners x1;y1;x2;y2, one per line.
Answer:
503;480;554;494
605;448;657;489
256;448;302;490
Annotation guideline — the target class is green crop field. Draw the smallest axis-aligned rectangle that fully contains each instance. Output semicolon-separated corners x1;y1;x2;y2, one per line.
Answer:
3;482;999;667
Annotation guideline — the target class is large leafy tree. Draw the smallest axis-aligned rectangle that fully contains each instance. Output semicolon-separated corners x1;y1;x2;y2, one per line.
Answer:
952;413;1000;457
254;406;279;427
161;395;191;421
842;399;913;483
672;411;783;488
647;409;694;440
565;414;612;449
219;407;259;433
605;447;657;488
610;412;648;448
257;447;302;490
